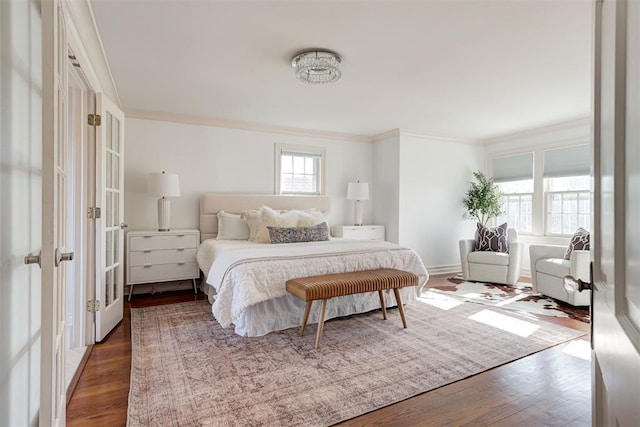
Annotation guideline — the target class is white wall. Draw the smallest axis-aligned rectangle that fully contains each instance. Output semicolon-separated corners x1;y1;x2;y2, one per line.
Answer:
398;136;485;272
372;133;400;243
373;131;486;273
124;118;374;232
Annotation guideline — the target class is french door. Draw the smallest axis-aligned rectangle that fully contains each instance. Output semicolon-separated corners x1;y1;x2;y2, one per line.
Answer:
41;0;70;425
0;0;43;425
592;1;640;425
95;93;125;342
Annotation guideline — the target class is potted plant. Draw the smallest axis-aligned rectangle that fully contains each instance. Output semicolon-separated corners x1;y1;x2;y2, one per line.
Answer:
463;171;504;225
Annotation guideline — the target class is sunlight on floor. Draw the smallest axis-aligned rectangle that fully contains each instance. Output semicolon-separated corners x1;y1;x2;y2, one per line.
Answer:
469;309;540;337
418;291;464;310
562;339;591;361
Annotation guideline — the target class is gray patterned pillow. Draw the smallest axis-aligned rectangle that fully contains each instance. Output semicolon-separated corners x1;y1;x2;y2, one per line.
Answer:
475;222;509;253
267;222;329;244
564;228;590;260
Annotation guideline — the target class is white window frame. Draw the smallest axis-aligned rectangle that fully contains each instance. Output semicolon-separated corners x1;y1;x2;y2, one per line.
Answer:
497;192;534;234
274;143;326;195
545;189;592;236
488;140;592;238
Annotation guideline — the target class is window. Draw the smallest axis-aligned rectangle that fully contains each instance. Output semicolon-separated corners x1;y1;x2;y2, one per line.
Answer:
494;153;534;233
275;144;325;195
543;145;592;235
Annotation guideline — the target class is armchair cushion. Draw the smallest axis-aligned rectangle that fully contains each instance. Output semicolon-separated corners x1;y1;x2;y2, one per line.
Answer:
564;227;590;260
475;222;509;253
536;258;570;277
468;251;510;266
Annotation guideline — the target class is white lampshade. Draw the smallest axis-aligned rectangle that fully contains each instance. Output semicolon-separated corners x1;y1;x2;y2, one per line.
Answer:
347;181;369;201
147;172;180;197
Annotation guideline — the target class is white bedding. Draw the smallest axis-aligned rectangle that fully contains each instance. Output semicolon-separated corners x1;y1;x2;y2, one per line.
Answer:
196;239;429;336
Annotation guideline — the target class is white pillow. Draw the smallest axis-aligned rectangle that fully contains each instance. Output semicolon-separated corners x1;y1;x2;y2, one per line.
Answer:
242;209;262;241
296;210;328;227
253;206;299;243
216;211;250;240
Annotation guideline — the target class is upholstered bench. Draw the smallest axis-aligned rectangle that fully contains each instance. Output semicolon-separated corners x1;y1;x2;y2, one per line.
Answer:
286;268;419;348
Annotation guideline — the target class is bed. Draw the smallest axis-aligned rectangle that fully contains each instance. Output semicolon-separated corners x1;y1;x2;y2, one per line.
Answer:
197;193;429;337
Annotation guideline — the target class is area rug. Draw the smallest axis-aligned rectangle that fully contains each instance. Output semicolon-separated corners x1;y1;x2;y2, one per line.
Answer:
433;276;590;323
128;300;585;427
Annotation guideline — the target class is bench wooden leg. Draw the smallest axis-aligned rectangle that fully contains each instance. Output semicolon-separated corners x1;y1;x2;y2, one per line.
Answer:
393;288;408;329
378;290;387;320
300;301;313;336
315;299;329;349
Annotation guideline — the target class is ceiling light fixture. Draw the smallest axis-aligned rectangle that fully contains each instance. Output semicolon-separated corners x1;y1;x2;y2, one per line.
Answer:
291;49;342;84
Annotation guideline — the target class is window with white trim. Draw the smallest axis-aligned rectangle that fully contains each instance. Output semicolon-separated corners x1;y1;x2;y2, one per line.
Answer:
543;145;592;235
494;153;534;233
275;144;325;195
490;143;593;237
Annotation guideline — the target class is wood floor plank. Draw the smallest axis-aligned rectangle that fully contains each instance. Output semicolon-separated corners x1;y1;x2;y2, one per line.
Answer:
67;275;591;426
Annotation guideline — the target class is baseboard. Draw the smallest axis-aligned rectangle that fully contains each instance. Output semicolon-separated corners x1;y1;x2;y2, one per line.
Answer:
425;265;531;279
66;345;93;404
426;264;461;276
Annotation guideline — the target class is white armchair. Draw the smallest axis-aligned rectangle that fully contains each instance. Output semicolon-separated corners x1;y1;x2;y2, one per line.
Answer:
459;228;523;285
529;245;590;306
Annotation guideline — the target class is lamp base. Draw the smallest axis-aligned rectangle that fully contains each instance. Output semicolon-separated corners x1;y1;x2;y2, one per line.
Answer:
157;197;171;232
353;200;363;226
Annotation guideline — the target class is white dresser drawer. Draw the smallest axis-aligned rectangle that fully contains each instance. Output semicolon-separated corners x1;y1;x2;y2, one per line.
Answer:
335;225;385;241
129;262;199;284
128;248;197;267
129;233;198;251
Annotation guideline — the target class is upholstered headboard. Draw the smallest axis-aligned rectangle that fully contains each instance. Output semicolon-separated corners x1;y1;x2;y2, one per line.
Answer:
199;193;331;241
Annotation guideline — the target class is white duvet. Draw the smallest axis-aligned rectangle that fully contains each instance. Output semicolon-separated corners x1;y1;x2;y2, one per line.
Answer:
197;239;429;334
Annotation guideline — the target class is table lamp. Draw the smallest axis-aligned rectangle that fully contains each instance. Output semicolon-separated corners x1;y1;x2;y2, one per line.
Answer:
147;171;180;231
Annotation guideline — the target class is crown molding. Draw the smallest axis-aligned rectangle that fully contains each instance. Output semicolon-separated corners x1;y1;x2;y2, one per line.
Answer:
483;116;591;146
371;128;481;145
371;129;401;142
125;109;374;143
399;129;483;145
63;0;122;106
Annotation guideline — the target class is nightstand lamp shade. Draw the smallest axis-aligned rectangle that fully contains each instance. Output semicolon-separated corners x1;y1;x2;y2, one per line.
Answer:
147;172;180;231
347;181;369;226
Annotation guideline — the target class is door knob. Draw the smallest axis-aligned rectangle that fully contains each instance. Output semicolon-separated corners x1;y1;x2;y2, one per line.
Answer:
563;276;592;293
24;251;42;268
55;248;74;267
120;222;128;229
563;262;593;293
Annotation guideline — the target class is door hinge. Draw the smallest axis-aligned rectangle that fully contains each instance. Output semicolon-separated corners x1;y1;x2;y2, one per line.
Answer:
87;206;101;219
88;114;102;126
86;300;100;312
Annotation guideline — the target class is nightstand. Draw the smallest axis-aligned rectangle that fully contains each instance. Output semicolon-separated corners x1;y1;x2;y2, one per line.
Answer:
126;229;200;300
333;225;385;241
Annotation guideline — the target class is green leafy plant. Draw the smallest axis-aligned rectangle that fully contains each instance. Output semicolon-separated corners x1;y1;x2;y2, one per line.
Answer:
463;171;504;225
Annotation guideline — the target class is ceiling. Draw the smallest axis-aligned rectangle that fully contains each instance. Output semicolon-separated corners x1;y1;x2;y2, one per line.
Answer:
90;0;593;141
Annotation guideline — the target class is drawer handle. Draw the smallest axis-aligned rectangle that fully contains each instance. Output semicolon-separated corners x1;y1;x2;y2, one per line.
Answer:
177;248;185;251
177;262;185;266
143;265;152;268
143;236;152;239
177;234;185;237
143;250;152;253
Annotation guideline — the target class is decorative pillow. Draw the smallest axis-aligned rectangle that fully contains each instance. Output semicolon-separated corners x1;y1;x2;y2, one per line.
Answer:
267;222;329;244
242;210;262;241
216;211;250;240
296;210;328;227
564;227;590;260
253;206;299;243
475;222;509;253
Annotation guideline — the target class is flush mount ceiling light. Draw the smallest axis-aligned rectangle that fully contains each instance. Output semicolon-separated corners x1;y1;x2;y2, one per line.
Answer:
291;49;342;84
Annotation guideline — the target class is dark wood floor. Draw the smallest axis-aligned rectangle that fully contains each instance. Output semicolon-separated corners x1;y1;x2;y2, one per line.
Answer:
66;274;591;426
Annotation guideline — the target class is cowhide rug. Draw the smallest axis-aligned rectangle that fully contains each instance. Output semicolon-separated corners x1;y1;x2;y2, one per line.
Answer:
423;276;589;323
